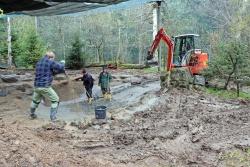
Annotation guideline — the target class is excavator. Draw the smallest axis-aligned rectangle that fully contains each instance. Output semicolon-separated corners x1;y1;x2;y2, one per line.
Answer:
147;28;208;85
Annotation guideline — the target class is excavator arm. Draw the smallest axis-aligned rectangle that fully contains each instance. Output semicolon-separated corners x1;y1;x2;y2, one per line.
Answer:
147;28;174;72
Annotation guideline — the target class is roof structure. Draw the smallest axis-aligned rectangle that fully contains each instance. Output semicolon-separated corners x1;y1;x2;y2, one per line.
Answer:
0;0;130;16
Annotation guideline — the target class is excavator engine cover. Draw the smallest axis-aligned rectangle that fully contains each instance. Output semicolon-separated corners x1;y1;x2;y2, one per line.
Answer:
188;51;208;75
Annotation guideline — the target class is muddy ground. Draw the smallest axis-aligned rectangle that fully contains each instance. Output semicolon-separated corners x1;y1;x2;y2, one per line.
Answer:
0;68;250;167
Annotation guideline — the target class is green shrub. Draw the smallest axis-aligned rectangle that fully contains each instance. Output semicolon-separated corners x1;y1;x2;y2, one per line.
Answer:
66;36;83;69
205;87;250;100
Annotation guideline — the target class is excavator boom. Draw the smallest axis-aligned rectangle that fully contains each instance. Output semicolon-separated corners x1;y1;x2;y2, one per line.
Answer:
147;28;174;72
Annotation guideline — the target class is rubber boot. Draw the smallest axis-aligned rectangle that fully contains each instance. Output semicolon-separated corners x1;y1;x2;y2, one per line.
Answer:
88;98;93;104
30;108;37;119
107;93;112;101
104;93;108;99
50;108;57;121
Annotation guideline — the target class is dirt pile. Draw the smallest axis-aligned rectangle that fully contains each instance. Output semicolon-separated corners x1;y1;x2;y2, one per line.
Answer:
0;88;250;167
0;120;67;166
103;88;250;166
0;119;105;167
43;87;248;167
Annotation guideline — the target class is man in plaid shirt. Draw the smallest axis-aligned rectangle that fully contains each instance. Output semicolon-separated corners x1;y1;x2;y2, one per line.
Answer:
30;51;65;121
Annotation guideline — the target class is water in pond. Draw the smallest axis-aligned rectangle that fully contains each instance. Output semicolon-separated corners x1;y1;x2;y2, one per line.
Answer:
36;81;160;121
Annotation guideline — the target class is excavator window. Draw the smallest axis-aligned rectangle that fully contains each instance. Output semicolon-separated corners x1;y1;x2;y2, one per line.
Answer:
173;38;181;65
173;35;195;66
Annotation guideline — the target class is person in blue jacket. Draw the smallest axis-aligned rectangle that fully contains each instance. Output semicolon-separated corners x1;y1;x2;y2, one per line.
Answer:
30;51;65;121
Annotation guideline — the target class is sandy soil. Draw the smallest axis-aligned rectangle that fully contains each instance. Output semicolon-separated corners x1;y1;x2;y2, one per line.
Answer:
0;68;250;167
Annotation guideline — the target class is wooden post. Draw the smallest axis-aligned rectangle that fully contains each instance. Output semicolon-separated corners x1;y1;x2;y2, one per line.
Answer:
157;1;162;71
35;16;38;35
117;26;121;65
152;1;162;71
7;17;12;67
62;32;65;61
139;12;143;65
152;4;158;62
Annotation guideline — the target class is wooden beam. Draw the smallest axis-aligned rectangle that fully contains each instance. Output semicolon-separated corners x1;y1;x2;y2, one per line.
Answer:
7;17;12;67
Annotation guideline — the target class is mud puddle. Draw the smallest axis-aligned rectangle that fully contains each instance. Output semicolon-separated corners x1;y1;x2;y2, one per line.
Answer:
36;81;160;121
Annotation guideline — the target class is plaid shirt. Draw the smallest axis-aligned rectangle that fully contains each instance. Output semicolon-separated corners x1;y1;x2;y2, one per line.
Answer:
34;56;65;87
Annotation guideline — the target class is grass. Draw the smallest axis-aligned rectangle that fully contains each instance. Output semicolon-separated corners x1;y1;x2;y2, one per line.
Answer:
219;148;250;166
205;87;250;100
143;66;159;73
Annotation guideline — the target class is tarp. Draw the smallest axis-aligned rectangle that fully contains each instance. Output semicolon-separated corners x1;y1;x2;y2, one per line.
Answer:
0;0;130;16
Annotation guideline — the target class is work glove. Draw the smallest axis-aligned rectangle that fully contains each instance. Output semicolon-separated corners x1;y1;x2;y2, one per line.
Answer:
60;60;65;64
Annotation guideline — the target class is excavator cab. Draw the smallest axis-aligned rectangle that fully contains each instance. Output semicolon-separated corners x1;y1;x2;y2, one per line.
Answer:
173;34;199;66
148;28;208;75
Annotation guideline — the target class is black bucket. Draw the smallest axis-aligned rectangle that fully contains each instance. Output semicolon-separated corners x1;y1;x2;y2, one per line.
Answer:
0;88;7;97
95;106;107;119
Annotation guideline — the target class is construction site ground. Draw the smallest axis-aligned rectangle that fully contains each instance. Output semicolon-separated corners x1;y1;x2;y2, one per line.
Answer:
0;68;250;167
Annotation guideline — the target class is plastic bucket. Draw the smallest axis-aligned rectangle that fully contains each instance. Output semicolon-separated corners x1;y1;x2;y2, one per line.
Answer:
0;89;7;97
95;106;107;119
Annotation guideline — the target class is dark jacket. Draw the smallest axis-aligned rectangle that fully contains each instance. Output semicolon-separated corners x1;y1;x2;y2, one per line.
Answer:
82;73;94;88
98;71;112;89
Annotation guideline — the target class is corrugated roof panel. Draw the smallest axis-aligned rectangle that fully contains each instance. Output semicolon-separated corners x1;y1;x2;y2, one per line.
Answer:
0;0;129;15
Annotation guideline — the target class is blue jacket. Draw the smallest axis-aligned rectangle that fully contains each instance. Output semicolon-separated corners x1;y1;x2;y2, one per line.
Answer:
34;56;65;87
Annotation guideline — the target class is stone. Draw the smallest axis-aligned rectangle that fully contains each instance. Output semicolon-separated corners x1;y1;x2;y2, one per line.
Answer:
191;135;200;143
0;74;19;83
193;75;206;86
160;67;193;89
14;140;20;145
93;125;101;130
20;77;33;82
78;122;91;130
16;85;26;92
120;75;131;79
102;124;110;130
19;73;33;81
130;77;142;85
25;89;33;95
191;127;199;135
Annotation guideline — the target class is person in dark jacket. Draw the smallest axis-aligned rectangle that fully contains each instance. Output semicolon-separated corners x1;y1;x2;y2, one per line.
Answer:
30;51;65;121
76;68;94;104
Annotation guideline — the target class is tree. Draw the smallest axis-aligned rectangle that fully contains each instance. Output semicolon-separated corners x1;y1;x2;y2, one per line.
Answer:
11;32;19;67
13;29;45;68
66;36;83;69
0;18;7;63
204;40;249;94
85;16;105;64
10;16;45;68
23;29;45;68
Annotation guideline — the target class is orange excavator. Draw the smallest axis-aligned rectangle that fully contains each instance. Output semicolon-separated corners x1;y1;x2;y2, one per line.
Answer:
147;28;208;78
